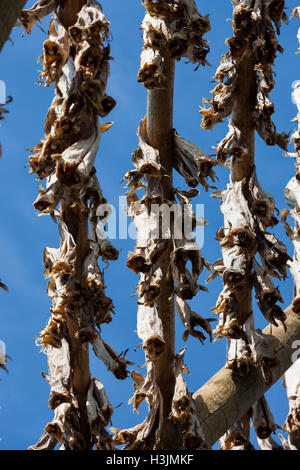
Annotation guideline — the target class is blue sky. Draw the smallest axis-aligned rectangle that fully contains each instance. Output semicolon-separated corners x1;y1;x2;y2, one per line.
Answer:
0;0;299;450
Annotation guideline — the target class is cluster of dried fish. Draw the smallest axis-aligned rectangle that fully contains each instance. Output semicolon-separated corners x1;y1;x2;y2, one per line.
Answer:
0;277;8;373
0;91;9;369
220;420;255;450
203;0;288;386
138;0;210;89
282;11;300;316
254;358;300;451
0;102;8;158
279;8;300;451
209;176;288;387
200;0;290;450
113;0;212;450
19;0;129;450
116;121;213;450
0;338;8;374
211;174;287;346
201;0;288;162
220;395;278;450
219;3;300;452
278;359;300;450
0;93;10;373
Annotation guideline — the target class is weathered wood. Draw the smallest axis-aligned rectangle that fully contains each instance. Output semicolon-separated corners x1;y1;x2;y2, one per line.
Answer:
61;197;91;444
0;0;27;51
193;305;300;447
281;10;300;449
22;0;121;450
118;1;210;450
146;56;179;449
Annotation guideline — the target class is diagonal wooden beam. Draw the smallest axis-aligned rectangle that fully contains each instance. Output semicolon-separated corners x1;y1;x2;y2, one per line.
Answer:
0;0;27;52
193;306;300;448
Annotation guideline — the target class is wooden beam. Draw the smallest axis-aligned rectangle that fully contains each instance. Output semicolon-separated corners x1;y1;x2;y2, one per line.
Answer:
0;0;27;52
193;306;300;448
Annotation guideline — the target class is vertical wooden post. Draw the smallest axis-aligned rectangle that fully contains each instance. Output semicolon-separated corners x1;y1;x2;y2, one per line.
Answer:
146;56;180;449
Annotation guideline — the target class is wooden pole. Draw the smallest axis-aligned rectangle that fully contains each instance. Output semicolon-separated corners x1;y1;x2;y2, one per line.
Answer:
193;305;300;447
56;1;92;446
146;54;181;450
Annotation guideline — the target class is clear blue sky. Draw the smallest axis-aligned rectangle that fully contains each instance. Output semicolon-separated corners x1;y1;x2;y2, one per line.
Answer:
0;0;299;450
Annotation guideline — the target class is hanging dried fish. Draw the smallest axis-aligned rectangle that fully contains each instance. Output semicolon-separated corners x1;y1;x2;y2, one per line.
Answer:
201;0;288;154
170;349;208;449
279;14;300;449
253;259;286;330
0;96;12;158
20;0;126;450
226;336;252;376
112;363;163;450
202;0;287;371
173;131;216;191
175;296;213;343
244;315;279;386
257;435;282;451
19;0;59;34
